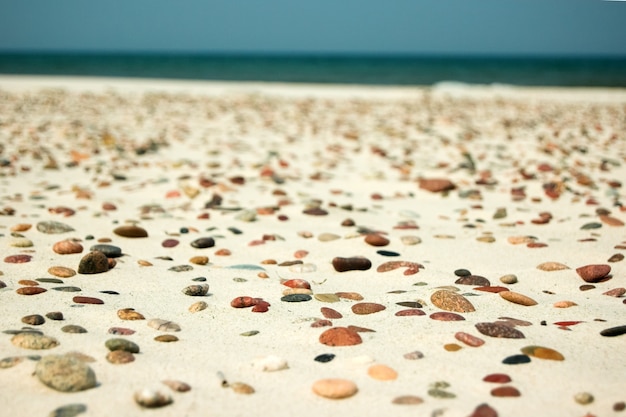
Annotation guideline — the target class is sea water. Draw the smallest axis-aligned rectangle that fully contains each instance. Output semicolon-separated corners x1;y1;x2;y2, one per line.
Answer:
0;52;625;87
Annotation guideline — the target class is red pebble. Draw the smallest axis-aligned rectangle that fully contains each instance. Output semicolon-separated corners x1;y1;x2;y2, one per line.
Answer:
553;321;583;326
430;312;465;321
455;332;485;347
4;254;33;263
468;403;498;417
395;309;426;316
473;286;509;293
311;319;333;328
320;307;343;319
230;296;258;308
73;296;104;305
16;287;47;295
490;386;521;397
251;300;270;313
282;279;311;289
483;373;512;383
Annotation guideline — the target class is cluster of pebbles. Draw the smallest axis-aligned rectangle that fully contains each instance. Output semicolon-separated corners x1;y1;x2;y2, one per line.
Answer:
0;82;625;417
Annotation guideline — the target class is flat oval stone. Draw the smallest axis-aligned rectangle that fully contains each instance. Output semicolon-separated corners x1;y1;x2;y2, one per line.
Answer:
520;345;564;360
48;266;76;278
314;353;335;363
500;274;518;284
162;380;191;392
364;234;390;246
108;327;136;335
314;293;340;303
147;319;181;332
77;251;109;274
37;278;64;284
321;307;343;319
491;386;521;397
419;178;455;192
134;388;173;408
499;291;537;306
62;325;87;334
11;333;58;349
37;221;75;234
48;403;87;417
312;378;358;399
351;302;386;315
52;286;82;292
608;253;624;263
392;395;424;405
455;275;490;286
483;373;512;383
319;327;362;346
335;292;364;301
476;322;525;339
576;264;611;282
46;312;64;320
4;254;32;263
16;287;47;295
403;351;425;360
600;325;626;337
190;237;215;248
113;225;148;238
455;332;485;347
35;355;96;392
281;294;312;302
182;284;209;296
536;262;570;271
106;350;135;364
430;312;465;321
169;265;193;272
189;301;209;313
502;354;531;364
368;364;398;380
154;335;179;342
22;314;45;325
53;240;84;255
395;309;426;316
89;244;122;258
468;403;498;417
105;338;140;353
161;239;179;248
431;290;475;313
376;250;400;257
72;296;104;305
332;256;372;272
11;237;33;247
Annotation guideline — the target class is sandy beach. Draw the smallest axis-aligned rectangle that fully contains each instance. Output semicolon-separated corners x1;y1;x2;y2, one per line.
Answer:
0;75;625;417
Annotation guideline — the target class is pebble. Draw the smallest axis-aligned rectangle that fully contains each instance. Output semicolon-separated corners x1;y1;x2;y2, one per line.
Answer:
319;327;362;346
134;388;173;408
251;355;289;371
468;403;498;417
377;250;400;257
455;332;485;347
147;319;181;332
37;221;75;234
502;354;531;365
332;256;372;272
11;237;33;247
154;335;179;342
367;364;398;380
189;301;208;313
400;235;421;245
113;225;148;238
72;296;104;305
499;291;537;306
1;357;24;370
229;382;255;394
62;325;87;334
499;274;518;284
520;345;565;361
608;253;624;262
46;312;64;320
553;300;577;308
483;373;512;383
599;325;626;337
77;251;109;274
318;233;340;242
395;309;425;316
321;307;343;319
117;308;145;320
162;380;191;392
312;378;358;399
392;395;423;405
190;237;215;248
189;256;209;265
16;287;47;295
430;290;475;312
444;343;462;351
182;284;209;296
364;234;390;246
430;312;465;321
105;338;140;353
491;386;521;397
22;314;45;325
377;260;424;275
351;302;386;315
161;238;179;248
314;353;335;363
574;392;594;405
418;178;456;192
603;287;626;297
52;286;81;292
575;264;611;282
168;264;193;272
281;294;312;302
475;322;525;339
106;350;135;364
53;240;84;255
48;266;76;278
89;244;122;258
536;262;570;271
37;278;63;284
455;275;490;286
12;333;59;349
335;292;364;301
108;327;136;335
35;354;97;392
4;254;32;263
48;403;87;417
303;207;328;216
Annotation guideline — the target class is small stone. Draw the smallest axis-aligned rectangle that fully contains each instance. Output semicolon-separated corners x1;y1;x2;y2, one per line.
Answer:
455;275;490;286
162;380;191;392
483;373;511;383
351;302;386;315
12;333;59;349
16;287;47;295
231;296;258;308
190;237;215;248
251;355;289;372
314;353;335;363
575;264;611;282
189;256;209;265
312;378;358;399
48;266;76;278
553;300;577;308
281;294;312;302
89;244;122;258
37;278;63;284
154;335;179;342
108;327;136;335
314;293;341;303
106;350;135;364
367;364;398;380
77;251;109;274
574;392;594;405
36;355;96;392
48;403;87;417
332;256;372;272
318;233;340;242
51;286;81;292
444;343;462;351
599;214;624;226
303;207;328;216
4;254;32;263
499;274;518;284
134;388;173;408
117;308;145;320
11;237;33;247
419;178;455;192
335;292;364;301
61;325;87;334
580;284;596;291
46;312;64;320
491;386;521;397
189;301;208;313
430;312;465;321
499;291;537;306
22;314;45;325
230;382;255;394
53;240;84;255
476;322;525;339
72;296;104;305
392;395;423;405
403;350;424;360
395;309;426;316
364;234;390;246
454;269;471;277
603;287;626;297
521;345;564;360
502;354;531;364
613;401;625;411
455;332;485;347
114;225;148;238
400;235;421;245
321;307;343;319
37;221;74;234
430;290;475;313
468;403;498;417
161;239;179;248
536;262;570;271
241;330;259;337
608;253;624;263
182;284;209;296
283;279;311;289
147;319;181;332
600;325;626;337
105;338;140;353
319;327;362;346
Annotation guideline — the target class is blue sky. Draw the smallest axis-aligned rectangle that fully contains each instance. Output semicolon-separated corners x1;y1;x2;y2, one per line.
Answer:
1;0;625;56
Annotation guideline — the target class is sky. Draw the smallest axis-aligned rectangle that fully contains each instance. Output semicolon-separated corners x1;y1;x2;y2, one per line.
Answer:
1;0;625;56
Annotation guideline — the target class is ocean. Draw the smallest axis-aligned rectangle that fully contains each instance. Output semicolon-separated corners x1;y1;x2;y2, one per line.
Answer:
0;53;625;87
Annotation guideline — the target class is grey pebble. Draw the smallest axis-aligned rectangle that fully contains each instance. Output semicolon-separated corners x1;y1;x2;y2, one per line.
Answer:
36;355;96;392
48;403;87;417
37;221;75;234
61;325;87;334
105;338;140;353
89;244;122;258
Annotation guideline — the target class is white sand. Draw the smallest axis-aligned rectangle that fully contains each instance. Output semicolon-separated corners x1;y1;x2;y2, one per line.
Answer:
0;75;625;417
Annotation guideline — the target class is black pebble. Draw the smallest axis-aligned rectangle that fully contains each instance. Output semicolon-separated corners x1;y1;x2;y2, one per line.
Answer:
600;325;626;337
502;354;531;365
90;244;123;258
314;353;336;363
454;269;472;277
192;277;207;282
190;237;216;249
376;250;400;257
280;294;312;302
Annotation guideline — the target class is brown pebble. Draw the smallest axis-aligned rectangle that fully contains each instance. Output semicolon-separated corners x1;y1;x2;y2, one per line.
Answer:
392;395;423;405
474;286;508;293
113;225;148;238
520;345;564;360
319;327;362;346
603;287;626;297
430;312;465;321
499;291;537;306
335;292;364;301
77;251;109;274
475;322;525;339
575;264;611;282
491;386;521;397
430;290;475;313
231;296;258;308
106;350;135;364
599;214;624;226
282;279;311;289
52;240;84;255
312;378;358;399
367;364;398;380
455;275;490;286
22;314;45;325
46;312;64;321
4;254;32;263
154;335;179;342
553;300;577;308
536;262;570;271
73;296;104;305
352;302;386;315
117;308;145;320
311;319;333;328
48;266;76;278
364;234;390;247
18;279;39;286
418;178;455;192
189;256;209;265
580;284;596;291
162;380;191;392
332;256;372;272
468;403;498;417
444;343;462;351
455;332;485;347
16;287;47;295
608;253;624;263
483;373;511;383
321;307;343;319
395;309;425;316
11;223;32;232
